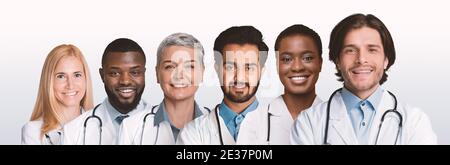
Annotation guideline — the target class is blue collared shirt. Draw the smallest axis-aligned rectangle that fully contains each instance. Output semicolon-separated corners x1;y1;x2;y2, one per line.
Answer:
341;86;383;144
219;99;259;140
153;100;205;140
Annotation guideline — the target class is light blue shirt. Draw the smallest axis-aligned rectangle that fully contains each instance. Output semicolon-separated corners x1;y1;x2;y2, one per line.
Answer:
219;99;259;140
153;100;205;140
341;86;383;144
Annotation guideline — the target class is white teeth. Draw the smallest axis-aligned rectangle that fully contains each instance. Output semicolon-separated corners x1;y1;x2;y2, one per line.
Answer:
173;84;188;88
64;92;77;96
120;89;134;93
353;70;372;74
291;76;306;80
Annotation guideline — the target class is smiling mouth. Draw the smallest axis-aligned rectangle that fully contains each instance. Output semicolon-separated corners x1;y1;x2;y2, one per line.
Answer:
63;91;78;96
117;87;136;95
170;83;190;88
289;75;309;84
351;68;373;74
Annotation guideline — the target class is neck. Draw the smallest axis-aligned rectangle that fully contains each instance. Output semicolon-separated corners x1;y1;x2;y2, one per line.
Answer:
223;96;256;114
345;83;380;100
58;105;81;125
282;91;316;120
164;97;195;129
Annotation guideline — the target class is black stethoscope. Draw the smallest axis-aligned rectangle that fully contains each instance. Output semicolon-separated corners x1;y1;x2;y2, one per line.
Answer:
82;103;159;145
44;132;61;145
83;103;102;145
323;88;403;145
139;105;159;145
214;104;272;145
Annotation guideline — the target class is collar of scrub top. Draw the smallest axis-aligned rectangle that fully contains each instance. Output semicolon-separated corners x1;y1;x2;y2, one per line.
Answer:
219;99;259;139
153;100;205;140
153;100;204;127
104;98;145;127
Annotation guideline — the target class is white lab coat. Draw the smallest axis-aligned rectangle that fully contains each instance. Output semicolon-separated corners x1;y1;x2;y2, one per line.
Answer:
177;105;237;145
118;104;210;145
237;96;322;145
62;99;148;145
291;90;437;145
21;120;62;145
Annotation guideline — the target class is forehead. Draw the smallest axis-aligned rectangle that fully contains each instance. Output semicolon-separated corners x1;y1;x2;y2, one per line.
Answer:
104;51;145;67
160;46;196;62
279;35;318;52
222;44;260;63
344;27;382;46
55;56;83;71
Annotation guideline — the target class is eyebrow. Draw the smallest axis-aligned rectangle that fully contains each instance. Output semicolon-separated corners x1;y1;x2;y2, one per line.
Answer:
280;50;315;56
162;60;196;64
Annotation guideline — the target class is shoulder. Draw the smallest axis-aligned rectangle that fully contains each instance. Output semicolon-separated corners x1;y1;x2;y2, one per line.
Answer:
22;120;43;135
22;120;44;144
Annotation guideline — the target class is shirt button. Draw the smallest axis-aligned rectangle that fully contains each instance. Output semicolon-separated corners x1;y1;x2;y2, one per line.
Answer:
361;102;366;106
362;122;366;126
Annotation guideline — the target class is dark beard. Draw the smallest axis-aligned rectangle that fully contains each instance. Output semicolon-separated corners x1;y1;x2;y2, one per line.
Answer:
105;85;145;113
221;82;259;103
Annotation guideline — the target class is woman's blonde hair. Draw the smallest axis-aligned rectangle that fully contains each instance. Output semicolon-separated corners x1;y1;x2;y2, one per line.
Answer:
30;44;94;138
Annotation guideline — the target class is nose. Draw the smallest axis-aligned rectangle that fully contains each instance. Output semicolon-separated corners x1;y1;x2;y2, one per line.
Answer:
66;76;74;89
291;57;305;72
356;50;368;64
119;72;132;85
235;67;246;83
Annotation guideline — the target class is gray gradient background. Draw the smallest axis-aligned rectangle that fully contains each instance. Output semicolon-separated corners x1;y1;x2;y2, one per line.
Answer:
1;0;449;144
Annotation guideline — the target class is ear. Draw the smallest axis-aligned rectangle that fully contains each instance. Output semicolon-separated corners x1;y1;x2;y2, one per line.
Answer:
214;64;223;86
318;57;323;72
99;68;105;83
383;57;389;70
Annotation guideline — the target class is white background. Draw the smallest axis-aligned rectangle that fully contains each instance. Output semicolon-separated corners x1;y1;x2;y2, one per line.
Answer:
1;0;449;144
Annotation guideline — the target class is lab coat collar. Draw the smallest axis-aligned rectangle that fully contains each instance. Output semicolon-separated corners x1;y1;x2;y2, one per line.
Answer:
329;90;396;144
268;95;322;117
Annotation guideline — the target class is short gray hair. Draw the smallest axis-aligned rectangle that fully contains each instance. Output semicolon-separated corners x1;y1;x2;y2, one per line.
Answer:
156;33;205;67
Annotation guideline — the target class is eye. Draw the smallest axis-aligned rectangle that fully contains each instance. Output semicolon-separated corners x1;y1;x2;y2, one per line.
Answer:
130;70;141;76
224;64;235;71
303;54;314;62
343;47;357;54
56;74;66;79
245;65;256;72
109;71;119;77
280;55;293;64
74;72;83;78
369;48;379;54
185;64;195;69
164;65;175;70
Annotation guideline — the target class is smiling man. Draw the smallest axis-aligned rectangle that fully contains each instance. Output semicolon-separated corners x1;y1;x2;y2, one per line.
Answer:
63;38;150;145
177;26;268;145
291;14;437;145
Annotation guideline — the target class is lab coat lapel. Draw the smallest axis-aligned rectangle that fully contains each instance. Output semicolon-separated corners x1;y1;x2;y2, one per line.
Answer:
329;92;358;145
368;91;398;144
211;108;236;145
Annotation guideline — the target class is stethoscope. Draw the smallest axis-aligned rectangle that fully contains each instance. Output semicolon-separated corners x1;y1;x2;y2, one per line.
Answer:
214;104;272;145
323;88;403;145
45;132;61;145
139;105;159;145
83;104;102;145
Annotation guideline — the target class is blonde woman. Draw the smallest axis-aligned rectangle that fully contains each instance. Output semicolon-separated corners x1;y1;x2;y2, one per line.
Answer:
22;44;94;145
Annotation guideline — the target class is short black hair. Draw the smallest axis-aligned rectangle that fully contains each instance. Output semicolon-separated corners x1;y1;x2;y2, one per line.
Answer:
329;14;395;85
275;24;322;57
213;26;269;67
101;38;146;67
